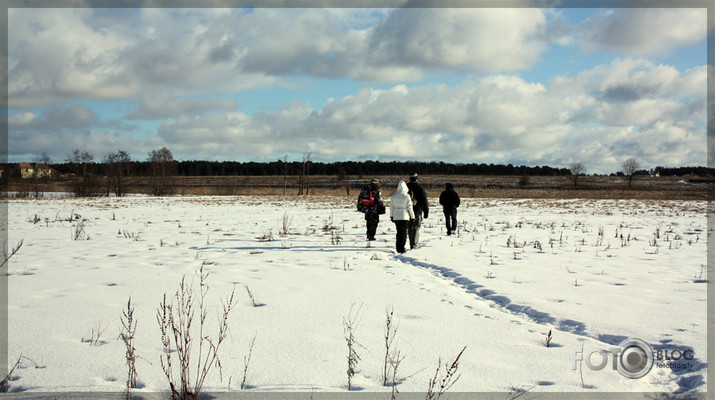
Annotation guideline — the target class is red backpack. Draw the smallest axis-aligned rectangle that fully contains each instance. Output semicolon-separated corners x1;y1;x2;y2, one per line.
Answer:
359;187;375;206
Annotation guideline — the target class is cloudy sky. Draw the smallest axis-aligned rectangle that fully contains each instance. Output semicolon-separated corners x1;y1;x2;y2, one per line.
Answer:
7;3;711;173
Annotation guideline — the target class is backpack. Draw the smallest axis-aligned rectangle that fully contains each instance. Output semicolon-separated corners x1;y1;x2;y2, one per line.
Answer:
359;187;375;207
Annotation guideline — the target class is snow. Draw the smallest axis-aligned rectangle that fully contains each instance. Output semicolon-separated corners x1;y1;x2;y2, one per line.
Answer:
3;195;709;397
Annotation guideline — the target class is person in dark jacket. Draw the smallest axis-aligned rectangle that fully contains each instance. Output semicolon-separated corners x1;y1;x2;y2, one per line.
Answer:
439;183;460;235
406;173;429;249
357;179;385;241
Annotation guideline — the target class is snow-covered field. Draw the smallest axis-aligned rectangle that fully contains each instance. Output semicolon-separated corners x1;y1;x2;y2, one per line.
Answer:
3;195;709;397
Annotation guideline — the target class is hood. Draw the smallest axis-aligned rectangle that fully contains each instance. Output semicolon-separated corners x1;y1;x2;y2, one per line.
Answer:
396;180;409;194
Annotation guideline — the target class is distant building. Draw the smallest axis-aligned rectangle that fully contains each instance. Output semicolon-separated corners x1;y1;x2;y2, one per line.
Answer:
18;162;56;179
17;163;32;178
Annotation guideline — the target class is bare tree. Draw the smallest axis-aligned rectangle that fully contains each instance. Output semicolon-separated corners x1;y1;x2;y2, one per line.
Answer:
36;152;51;165
299;152;312;196
282;155;288;196
148;147;175;196
67;149;97;197
304;152;312;196
103;155;113;196
68;149;94;178
569;162;585;187
622;158;640;188
106;150;132;197
337;166;349;196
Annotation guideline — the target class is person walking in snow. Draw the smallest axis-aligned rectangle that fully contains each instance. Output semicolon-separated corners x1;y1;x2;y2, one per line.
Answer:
390;180;415;253
439;182;460;236
406;173;429;249
357;179;385;241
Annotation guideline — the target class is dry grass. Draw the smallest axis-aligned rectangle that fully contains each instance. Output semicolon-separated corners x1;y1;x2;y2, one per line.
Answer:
426;346;467;400
120;298;138;398
343;304;363;391
156;264;237;400
6;174;711;200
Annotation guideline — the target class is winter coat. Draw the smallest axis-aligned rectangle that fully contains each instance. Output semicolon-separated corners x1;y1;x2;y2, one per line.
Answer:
391;181;416;221
439;185;460;211
406;180;429;218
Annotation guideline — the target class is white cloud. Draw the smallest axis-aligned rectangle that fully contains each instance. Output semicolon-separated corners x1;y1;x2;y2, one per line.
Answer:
14;7;704;109
8;112;37;127
9;8;135;107
9;7;552;108
8;8;287;107
366;8;548;75
8;103;97;131
674;66;708;97
12;56;705;172
6;7;707;172
565;58;706;128
138;59;705;172
577;8;707;56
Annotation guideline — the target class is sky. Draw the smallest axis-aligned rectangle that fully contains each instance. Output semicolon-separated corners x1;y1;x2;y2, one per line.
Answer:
6;2;712;174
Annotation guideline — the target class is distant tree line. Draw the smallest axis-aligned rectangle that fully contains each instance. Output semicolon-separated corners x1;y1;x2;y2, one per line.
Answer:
6;147;715;199
653;166;715;177
8;159;715;180
37;159;572;177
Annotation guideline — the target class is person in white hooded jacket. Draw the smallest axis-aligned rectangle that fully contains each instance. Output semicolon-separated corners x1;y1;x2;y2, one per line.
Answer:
390;180;416;253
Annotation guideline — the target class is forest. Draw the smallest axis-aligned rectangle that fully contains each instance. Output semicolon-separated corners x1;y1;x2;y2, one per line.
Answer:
10;159;715;178
11;159;571;177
